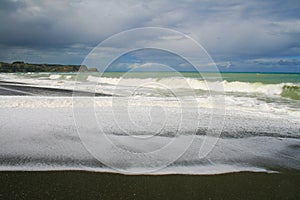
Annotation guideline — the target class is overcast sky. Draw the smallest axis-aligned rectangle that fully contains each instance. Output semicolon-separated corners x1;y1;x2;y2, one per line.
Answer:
0;0;299;72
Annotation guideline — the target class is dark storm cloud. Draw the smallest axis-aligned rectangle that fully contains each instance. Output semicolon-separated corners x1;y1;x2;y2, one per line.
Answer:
0;0;25;12
245;0;300;21
0;0;299;71
253;59;300;66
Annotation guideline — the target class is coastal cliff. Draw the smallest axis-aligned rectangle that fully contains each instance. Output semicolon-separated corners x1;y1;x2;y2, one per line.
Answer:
0;61;98;73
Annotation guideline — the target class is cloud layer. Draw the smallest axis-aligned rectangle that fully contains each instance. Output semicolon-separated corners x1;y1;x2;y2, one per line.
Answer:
0;0;299;72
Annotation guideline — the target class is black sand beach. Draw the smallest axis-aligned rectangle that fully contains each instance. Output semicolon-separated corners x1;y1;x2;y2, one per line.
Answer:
0;171;299;199
0;81;110;96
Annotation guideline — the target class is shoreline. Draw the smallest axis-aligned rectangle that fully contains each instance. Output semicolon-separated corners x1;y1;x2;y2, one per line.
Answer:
0;170;299;199
0;81;111;96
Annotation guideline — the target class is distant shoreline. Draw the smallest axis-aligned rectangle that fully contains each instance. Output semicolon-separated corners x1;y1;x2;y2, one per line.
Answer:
1;61;299;74
0;61;98;73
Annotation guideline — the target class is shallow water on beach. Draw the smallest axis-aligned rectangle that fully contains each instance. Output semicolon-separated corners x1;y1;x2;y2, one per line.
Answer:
0;72;299;175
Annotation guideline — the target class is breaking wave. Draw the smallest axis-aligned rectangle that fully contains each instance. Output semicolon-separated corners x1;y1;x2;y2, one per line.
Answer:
86;76;300;100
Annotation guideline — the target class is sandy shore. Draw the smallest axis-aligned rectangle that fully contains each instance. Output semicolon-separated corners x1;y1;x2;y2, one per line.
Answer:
0;81;110;96
0;171;299;199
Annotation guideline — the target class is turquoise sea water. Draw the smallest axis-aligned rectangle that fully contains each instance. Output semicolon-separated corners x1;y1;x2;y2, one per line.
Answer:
19;71;300;82
97;72;300;83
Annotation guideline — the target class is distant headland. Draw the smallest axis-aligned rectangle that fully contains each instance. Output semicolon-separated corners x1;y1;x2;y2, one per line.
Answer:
0;61;98;73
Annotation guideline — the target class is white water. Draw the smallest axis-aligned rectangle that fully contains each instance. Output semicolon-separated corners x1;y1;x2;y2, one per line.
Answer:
0;73;299;174
0;97;299;174
0;73;298;97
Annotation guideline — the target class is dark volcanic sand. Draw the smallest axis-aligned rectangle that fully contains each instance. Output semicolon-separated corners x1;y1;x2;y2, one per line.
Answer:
0;171;299;199
0;81;110;96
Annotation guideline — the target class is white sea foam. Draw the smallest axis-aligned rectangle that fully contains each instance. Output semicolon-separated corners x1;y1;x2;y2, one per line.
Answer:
0;104;299;174
0;72;299;121
0;73;299;174
49;74;62;80
0;101;299;174
0;96;298;123
85;75;297;96
0;73;299;98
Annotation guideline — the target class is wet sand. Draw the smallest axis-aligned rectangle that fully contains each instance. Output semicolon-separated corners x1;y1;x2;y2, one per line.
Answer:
0;171;299;199
0;81;110;96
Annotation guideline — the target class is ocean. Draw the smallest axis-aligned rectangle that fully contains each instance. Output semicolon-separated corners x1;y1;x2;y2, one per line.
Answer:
0;72;299;174
0;71;299;198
